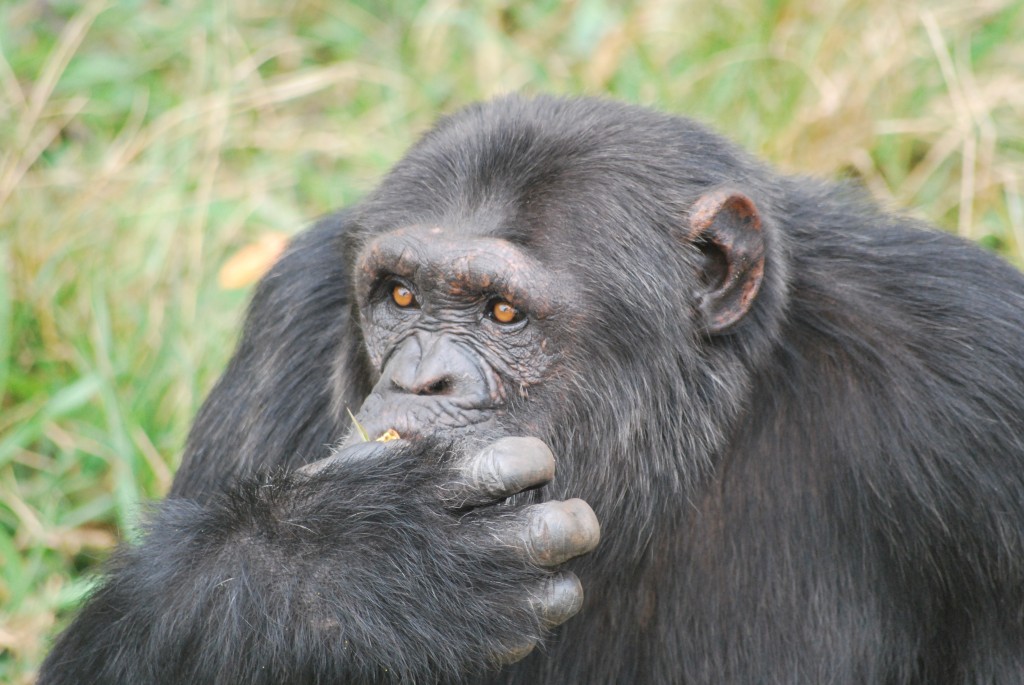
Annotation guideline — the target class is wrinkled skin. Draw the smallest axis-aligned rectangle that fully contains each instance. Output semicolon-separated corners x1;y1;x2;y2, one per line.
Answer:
41;95;1024;684
350;228;566;442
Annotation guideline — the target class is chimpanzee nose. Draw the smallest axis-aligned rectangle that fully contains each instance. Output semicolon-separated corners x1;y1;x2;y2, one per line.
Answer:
386;332;486;399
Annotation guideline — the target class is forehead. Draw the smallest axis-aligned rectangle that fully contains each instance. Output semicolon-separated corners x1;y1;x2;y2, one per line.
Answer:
354;100;669;248
356;226;532;270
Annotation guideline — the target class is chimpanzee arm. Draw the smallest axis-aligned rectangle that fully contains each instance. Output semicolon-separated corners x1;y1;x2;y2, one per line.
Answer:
170;212;366;501
39;439;598;684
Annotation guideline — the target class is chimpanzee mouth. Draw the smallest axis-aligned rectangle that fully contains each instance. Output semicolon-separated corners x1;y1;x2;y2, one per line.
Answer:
340;406;500;448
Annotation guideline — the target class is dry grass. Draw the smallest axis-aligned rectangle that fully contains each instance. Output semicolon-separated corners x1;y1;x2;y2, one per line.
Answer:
1;0;1022;680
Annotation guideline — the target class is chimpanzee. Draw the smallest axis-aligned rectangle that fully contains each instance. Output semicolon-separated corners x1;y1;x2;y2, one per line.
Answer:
40;95;1024;684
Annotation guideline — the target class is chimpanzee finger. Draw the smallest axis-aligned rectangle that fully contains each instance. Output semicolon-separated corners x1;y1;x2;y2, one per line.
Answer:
496;640;537;666
532;572;586;628
516;498;601;567
445;437;555;507
494;573;586;666
295;440;403;477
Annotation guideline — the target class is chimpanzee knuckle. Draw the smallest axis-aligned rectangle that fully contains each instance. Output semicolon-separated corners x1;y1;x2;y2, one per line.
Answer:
521;499;601;567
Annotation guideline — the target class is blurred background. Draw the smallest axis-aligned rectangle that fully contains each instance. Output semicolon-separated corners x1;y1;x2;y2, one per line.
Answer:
1;0;1022;680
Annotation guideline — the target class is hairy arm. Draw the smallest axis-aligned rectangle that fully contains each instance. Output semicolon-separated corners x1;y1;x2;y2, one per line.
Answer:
40;439;596;684
171;212;365;500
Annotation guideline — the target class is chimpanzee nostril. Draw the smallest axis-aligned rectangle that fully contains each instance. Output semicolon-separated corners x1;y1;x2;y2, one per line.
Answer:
420;378;450;396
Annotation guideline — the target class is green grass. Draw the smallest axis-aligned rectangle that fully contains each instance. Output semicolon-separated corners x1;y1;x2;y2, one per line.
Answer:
2;0;1023;680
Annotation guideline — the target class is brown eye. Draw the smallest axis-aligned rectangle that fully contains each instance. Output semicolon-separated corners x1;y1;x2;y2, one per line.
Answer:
490;300;522;324
391;284;416;308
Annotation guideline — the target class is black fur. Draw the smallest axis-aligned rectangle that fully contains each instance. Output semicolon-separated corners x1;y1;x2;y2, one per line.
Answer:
41;95;1024;684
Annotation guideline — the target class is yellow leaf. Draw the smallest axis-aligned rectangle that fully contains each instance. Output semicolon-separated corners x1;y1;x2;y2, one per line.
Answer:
218;232;289;290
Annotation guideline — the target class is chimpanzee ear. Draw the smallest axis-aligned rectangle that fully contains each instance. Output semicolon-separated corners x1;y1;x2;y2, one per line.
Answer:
687;189;766;334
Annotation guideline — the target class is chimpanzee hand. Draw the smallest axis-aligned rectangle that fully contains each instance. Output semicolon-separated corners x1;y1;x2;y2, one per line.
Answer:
301;435;601;666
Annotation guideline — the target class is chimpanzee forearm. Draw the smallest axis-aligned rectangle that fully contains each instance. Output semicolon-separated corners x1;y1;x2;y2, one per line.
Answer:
39;439;597;685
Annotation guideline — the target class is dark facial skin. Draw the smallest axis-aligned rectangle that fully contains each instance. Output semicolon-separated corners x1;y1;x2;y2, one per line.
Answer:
348;226;566;444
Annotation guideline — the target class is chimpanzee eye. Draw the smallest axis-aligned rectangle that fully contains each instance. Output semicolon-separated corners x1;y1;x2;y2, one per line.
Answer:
489;299;523;324
391;283;418;309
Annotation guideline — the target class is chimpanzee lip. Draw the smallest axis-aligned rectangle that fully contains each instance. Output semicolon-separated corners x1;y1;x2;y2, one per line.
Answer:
342;407;498;448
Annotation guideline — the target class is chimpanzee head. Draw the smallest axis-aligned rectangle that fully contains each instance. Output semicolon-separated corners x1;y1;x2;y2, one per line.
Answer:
342;96;788;490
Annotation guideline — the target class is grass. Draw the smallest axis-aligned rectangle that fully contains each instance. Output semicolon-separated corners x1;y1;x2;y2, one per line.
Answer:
1;0;1022;680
